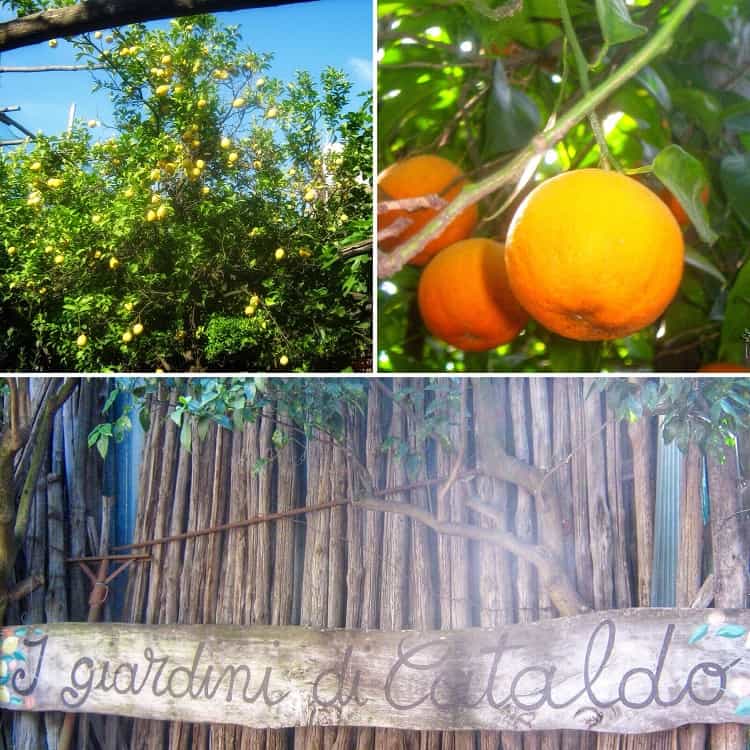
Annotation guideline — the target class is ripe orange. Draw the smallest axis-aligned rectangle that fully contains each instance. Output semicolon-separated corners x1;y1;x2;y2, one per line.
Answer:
505;169;684;341
378;155;479;266
660;184;709;227
417;238;527;351
698;362;750;373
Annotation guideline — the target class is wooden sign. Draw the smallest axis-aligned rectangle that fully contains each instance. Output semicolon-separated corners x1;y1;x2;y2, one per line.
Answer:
2;609;750;733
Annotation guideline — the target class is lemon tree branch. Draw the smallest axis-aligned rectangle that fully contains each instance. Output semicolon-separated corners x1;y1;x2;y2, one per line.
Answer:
378;0;701;278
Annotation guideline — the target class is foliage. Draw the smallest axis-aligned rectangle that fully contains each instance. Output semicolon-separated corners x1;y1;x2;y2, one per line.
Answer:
88;377;462;481
596;376;750;456
0;16;372;372
378;0;750;373
89;376;371;457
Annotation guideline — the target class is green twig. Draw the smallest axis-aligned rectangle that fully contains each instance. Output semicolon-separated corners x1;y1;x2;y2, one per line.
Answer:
378;0;700;278
557;0;613;169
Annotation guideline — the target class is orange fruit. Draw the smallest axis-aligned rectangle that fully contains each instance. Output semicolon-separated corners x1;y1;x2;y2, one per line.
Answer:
378;155;479;266
660;184;710;227
505;168;684;341
417;238;527;351
698;362;750;373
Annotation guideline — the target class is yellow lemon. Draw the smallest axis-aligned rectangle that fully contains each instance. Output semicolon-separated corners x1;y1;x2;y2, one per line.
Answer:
124;302;133;311
133;323;144;335
266;107;278;119
156;204;168;220
30;161;41;171
249;294;260;306
232;97;246;108
150;193;161;204
155;84;170;96
253;160;262;169
76;333;88;347
220;136;231;149
46;177;63;188
122;331;133;343
274;248;285;260
298;248;312;258
109;256;119;269
304;188;316;202
146;209;157;221
244;304;256;316
201;186;210;195
256;77;265;87
88;119;98;128
7;246;16;256
149;168;161;181
228;152;239;164
94;31;103;39
49;39;58;48
279;355;289;366
44;245;54;254
53;253;64;264
195;159;205;169
197;98;208;108
161;54;172;65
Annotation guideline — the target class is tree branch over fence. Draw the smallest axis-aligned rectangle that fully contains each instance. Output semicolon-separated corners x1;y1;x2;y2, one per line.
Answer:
357;495;588;616
0;0;317;52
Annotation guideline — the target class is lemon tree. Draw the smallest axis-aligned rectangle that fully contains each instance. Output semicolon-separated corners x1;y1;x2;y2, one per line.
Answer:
0;15;372;372
378;0;750;373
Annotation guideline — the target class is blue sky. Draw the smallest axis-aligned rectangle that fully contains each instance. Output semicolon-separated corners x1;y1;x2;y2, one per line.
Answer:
0;0;372;135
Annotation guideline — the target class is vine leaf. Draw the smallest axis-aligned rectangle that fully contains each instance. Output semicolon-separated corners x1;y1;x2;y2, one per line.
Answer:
687;623;709;644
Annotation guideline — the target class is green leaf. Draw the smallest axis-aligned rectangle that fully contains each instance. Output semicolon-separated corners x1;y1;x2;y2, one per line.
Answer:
684;246;726;285
102;388;119;415
716;624;747;638
652;145;717;244
482;62;541;157
635;67;671;111
96;434;110;460
595;0;647;46
138;406;150;432
672;89;722;137
719;260;750;363
87;426;101;448
197;416;211;442
720;153;750;229
179;418;192;453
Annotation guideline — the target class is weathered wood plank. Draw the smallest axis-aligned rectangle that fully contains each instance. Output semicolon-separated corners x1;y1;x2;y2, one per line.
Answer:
2;610;750;734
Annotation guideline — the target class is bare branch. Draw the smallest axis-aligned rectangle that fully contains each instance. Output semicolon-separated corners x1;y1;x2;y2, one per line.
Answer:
357;495;589;616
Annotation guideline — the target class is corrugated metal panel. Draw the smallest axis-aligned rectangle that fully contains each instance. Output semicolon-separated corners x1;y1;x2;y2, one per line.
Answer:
109;388;145;617
651;418;682;607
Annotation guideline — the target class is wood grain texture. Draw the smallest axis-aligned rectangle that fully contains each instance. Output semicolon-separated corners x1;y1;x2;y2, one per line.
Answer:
2;610;750;734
